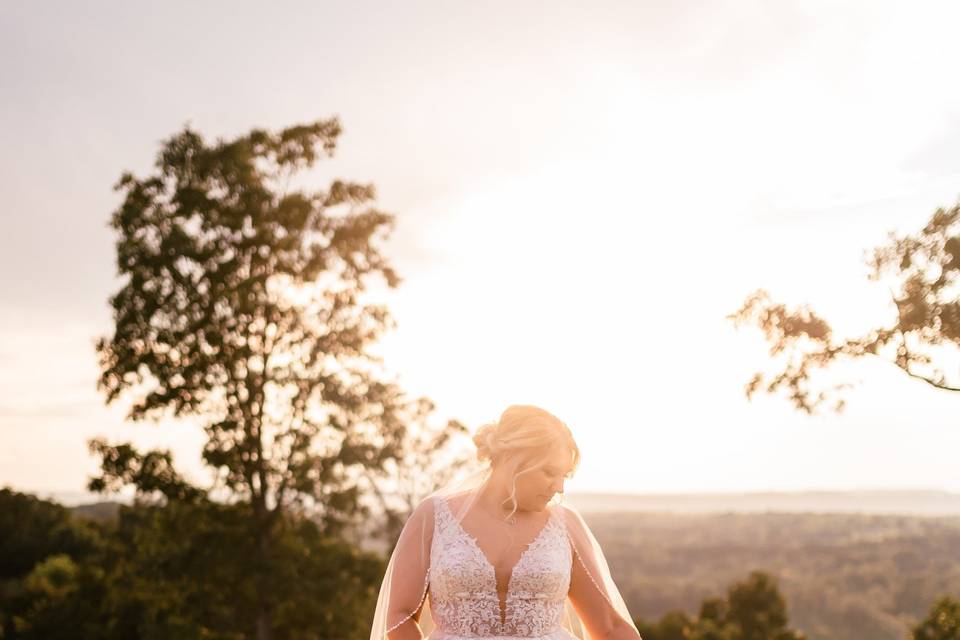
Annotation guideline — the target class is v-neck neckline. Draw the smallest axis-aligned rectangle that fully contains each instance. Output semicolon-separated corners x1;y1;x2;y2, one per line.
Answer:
438;495;556;626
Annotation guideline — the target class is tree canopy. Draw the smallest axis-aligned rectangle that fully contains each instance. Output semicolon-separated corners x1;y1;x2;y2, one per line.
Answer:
730;202;960;413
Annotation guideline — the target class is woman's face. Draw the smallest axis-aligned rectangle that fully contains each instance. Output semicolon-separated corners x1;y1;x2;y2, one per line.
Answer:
511;446;574;512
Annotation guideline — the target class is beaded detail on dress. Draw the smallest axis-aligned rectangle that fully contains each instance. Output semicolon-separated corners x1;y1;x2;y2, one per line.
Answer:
427;495;573;638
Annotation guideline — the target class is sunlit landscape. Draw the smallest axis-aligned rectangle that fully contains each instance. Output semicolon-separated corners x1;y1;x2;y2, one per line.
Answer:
3;2;960;639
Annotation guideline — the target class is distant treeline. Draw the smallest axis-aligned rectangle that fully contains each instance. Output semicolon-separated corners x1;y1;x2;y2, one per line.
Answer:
588;511;960;640
3;488;959;640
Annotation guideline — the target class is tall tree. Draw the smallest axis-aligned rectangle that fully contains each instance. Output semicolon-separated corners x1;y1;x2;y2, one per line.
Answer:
92;118;435;638
730;202;960;413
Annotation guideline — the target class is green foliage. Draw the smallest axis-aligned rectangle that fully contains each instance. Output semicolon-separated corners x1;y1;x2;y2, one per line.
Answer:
730;201;960;413
635;609;696;640
86;440;206;503
913;596;960;640
11;554;111;640
0;490;382;640
634;571;804;640
91;498;384;639
23;554;79;600
101;500;261;639
4;489;959;640
0;490;109;640
727;571;803;640
0;488;101;580
269;518;384;640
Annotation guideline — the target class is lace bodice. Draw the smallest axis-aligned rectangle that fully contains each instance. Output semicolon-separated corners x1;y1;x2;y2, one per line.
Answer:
427;495;574;640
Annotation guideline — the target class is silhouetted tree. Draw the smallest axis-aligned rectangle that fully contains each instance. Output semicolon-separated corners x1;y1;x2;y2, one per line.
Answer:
91;118;453;639
730;202;960;413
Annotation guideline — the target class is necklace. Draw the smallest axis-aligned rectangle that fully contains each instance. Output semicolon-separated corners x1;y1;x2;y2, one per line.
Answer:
477;500;519;526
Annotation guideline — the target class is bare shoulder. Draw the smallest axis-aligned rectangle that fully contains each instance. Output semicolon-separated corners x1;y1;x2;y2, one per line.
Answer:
396;496;437;544
552;503;593;542
411;495;437;522
553;502;586;527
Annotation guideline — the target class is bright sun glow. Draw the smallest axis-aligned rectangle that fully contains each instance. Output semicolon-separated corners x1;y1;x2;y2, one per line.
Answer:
4;2;960;497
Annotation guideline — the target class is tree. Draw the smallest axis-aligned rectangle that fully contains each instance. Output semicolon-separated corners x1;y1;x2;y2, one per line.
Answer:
730;202;960;413
91;118;448;638
97;500;383;640
0;489;101;581
725;571;802;640
9;554;104;640
0;489;382;640
0;489;106;640
691;597;734;640
635;571;805;640
634;610;695;640
913;596;960;640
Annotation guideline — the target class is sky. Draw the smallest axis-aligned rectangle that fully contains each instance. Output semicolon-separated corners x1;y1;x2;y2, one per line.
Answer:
3;0;960;501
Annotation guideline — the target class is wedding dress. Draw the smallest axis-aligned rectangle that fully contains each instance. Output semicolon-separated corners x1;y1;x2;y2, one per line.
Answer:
368;466;641;640
427;495;575;639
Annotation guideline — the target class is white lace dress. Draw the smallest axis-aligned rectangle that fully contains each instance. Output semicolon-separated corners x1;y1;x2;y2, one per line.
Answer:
426;495;577;640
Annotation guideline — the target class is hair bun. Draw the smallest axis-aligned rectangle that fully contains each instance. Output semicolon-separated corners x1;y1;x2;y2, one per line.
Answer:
473;422;500;462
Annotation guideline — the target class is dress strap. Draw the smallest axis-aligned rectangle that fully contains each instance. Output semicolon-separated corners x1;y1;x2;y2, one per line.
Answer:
431;495;453;532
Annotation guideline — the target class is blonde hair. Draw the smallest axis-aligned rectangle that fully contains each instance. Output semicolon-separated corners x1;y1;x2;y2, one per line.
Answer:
472;405;580;519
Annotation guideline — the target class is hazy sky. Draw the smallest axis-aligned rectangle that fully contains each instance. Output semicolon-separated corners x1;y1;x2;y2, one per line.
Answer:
3;1;960;499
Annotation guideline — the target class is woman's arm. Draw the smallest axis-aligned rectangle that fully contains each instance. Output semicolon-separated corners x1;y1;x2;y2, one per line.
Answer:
563;505;643;640
383;499;434;640
569;552;642;640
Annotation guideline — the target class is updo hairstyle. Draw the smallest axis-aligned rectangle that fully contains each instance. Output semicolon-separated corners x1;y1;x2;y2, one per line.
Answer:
472;404;580;519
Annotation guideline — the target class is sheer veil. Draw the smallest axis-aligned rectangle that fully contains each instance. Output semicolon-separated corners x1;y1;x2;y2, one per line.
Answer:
368;460;641;640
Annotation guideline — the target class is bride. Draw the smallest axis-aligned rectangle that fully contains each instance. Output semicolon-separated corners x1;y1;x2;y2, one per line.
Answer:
369;405;643;640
